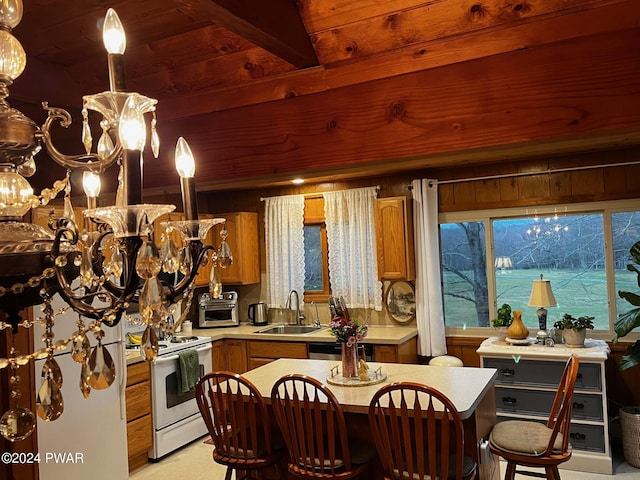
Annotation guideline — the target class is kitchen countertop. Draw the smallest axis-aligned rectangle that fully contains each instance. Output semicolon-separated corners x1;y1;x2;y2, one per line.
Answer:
191;322;418;344
125;323;418;366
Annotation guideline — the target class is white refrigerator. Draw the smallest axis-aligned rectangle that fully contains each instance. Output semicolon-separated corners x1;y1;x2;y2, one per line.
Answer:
33;294;129;480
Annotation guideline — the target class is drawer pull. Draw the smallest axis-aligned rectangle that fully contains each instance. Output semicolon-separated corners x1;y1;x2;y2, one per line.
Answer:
500;368;515;377
569;432;586;441
573;402;585;410
501;396;517;406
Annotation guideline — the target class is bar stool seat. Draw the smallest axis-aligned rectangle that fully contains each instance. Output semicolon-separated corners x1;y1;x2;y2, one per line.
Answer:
429;355;464;367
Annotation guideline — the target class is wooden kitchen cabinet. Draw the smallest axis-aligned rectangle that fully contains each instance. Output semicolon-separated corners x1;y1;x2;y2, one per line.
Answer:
247;340;307;370
211;212;260;284
223;339;248;373
373;337;417;363
375;196;415;281
212;339;225;370
126;361;152;473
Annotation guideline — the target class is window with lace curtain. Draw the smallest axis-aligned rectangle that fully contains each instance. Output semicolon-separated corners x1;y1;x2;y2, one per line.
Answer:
264;187;382;311
304;196;330;301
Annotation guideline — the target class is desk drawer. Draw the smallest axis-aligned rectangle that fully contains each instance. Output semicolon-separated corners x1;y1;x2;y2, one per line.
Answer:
496;387;603;421
484;358;601;391
497;417;605;453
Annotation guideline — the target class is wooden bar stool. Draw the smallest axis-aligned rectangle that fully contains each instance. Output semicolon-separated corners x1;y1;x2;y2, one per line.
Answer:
489;354;580;480
368;381;477;480
270;374;376;479
196;371;286;480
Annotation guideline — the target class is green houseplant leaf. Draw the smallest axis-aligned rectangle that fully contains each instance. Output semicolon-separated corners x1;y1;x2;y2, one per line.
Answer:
614;240;640;371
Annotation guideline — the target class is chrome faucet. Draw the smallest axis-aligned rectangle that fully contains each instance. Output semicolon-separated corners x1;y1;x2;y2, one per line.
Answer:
286;289;305;325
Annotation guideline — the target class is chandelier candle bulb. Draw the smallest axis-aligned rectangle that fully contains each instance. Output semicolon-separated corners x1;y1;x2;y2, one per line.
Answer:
175;137;199;221
103;8;126;91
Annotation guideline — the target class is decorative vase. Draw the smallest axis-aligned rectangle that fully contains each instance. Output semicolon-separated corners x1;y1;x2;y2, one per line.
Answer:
496;326;509;342
562;328;586;347
507;310;529;340
341;343;359;378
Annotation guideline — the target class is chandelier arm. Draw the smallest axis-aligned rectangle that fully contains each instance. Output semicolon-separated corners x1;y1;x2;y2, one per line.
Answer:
38;103;122;171
166;241;212;302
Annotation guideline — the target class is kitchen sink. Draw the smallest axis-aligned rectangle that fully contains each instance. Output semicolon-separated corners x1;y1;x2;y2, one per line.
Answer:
256;325;323;335
170;336;200;343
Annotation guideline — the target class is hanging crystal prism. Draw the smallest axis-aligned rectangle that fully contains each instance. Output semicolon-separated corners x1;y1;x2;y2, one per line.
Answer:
115;161;125;207
105;242;124;279
217;227;233;268
87;342;116;390
42;357;63;387
36;371;64;422
151;113;160;158
63;176;75;221
0;343;36;441
0;406;36;441
209;261;222;298
141;325;159;361
97;119;115;160
79;242;96;288
139;276;167;326
161;236;180;274
81;107;92;154
79;361;91;399
71;330;91;363
136;239;162;279
179;246;192;276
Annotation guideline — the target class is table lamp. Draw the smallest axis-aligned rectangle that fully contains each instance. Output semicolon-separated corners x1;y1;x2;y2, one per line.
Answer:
528;274;557;342
495;256;513;273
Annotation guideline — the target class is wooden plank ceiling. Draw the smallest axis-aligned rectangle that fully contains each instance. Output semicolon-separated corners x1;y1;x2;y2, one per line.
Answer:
8;0;640;194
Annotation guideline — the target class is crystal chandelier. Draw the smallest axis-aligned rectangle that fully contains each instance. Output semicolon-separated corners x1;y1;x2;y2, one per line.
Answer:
0;2;232;442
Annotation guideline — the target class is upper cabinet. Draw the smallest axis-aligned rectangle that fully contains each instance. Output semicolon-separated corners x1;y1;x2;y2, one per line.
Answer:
375;197;415;281
211;212;260;285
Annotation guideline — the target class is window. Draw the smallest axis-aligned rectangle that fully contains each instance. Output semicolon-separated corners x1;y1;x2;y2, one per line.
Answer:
303;196;330;301
440;200;640;334
303;223;330;300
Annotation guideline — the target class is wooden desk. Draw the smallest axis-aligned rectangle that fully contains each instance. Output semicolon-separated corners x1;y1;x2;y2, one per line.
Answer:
242;358;499;480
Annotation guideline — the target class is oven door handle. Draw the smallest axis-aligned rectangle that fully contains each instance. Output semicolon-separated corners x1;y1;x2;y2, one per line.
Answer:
154;343;212;365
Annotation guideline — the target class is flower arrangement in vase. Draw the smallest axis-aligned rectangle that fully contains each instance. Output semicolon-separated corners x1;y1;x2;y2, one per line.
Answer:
329;312;368;378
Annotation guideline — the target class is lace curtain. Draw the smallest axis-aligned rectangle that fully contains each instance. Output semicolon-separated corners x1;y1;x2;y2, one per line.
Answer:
264;195;305;308
411;179;447;356
323;186;383;311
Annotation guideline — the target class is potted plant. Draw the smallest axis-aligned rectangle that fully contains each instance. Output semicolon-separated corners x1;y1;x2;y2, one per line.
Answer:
614;240;640;468
553;313;594;347
492;303;513;342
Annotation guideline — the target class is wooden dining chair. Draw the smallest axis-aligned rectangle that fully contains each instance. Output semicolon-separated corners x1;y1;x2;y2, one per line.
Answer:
270;374;375;479
489;354;580;480
195;371;286;480
368;381;477;480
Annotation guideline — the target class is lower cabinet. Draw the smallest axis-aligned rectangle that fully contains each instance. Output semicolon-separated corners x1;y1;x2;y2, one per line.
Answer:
373;337;417;363
126;361;152;473
247;340;307;370
477;338;612;474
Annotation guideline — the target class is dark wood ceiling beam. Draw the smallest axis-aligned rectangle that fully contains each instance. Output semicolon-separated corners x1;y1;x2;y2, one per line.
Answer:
186;0;318;68
157;0;635;120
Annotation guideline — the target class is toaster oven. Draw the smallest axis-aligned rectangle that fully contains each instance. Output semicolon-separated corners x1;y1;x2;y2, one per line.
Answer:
198;291;239;328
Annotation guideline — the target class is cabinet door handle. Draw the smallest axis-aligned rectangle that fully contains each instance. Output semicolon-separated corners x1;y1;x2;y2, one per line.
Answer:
501;396;517;406
573;402;585;410
500;368;515;377
570;432;586;441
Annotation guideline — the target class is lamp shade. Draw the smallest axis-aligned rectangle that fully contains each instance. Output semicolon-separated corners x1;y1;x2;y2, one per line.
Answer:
495;256;512;269
528;275;557;308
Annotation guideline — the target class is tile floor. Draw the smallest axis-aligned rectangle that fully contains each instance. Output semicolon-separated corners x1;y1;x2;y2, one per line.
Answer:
129;434;639;480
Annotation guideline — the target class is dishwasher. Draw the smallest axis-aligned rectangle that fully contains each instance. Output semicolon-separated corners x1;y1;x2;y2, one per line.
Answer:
308;342;373;361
